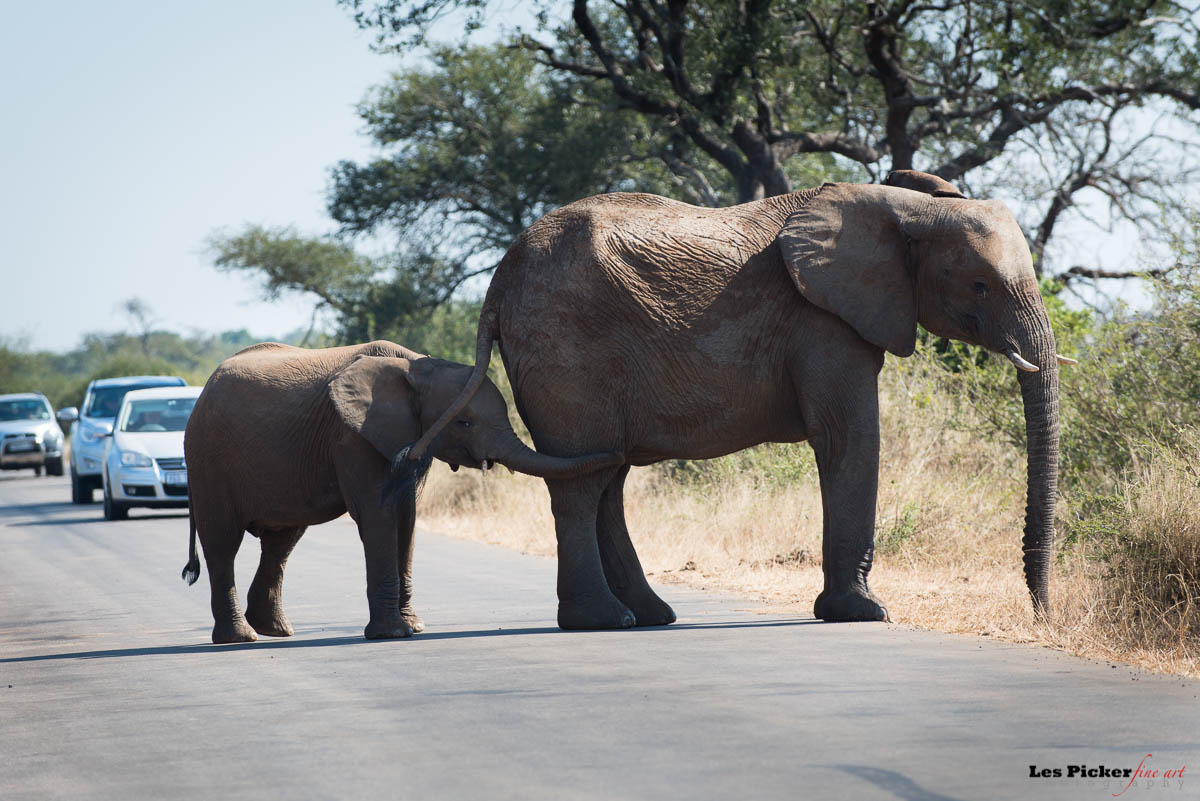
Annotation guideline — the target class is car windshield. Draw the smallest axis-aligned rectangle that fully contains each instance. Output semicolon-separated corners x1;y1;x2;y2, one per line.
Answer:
0;400;51;422
119;398;196;433
86;382;179;418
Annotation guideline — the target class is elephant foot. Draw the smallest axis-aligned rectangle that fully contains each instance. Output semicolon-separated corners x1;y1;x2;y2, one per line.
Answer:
558;595;636;630
615;586;676;627
814;587;890;623
363;616;415;640
212;617;259;644
401;608;425;634
245;606;294;638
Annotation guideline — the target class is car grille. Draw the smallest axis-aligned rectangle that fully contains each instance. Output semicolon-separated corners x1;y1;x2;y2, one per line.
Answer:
162;485;189;497
156;458;185;470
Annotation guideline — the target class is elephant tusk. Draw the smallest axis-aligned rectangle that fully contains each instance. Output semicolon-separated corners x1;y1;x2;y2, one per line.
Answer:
1056;354;1078;366
1006;350;1040;372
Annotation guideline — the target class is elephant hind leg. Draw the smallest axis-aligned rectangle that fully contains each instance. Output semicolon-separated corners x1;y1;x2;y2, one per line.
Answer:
196;508;257;644
596;466;675;627
547;470;636;630
245;527;306;637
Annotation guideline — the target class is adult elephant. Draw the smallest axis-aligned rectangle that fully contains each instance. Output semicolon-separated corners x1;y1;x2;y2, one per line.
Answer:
182;340;620;643
411;172;1068;630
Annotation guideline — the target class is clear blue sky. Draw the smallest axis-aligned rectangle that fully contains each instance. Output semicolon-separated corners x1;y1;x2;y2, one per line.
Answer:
2;1;391;351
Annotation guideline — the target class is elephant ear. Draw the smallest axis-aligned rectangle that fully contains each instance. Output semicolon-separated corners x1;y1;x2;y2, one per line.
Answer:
328;355;421;459
884;169;967;199
777;183;924;357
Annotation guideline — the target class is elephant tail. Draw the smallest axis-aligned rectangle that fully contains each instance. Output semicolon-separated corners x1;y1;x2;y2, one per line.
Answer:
181;504;200;586
408;304;499;461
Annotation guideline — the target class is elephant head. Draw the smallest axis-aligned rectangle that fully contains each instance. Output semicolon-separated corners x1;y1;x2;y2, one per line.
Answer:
777;177;1062;614
329;355;622;497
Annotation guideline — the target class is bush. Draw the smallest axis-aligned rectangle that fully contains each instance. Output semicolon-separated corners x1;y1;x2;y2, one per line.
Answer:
1064;434;1200;652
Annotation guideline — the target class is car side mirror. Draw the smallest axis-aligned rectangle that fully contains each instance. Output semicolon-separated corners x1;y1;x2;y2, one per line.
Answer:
57;407;79;425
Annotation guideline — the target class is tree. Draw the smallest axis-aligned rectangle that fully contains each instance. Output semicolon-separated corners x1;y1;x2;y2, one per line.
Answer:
341;0;1200;278
325;44;719;292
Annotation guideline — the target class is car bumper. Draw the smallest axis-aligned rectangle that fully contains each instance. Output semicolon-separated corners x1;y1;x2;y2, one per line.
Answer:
0;442;55;469
107;464;189;506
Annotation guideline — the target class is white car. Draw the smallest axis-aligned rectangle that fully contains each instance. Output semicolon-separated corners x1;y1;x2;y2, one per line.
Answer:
62;374;187;504
101;386;201;520
0;393;66;476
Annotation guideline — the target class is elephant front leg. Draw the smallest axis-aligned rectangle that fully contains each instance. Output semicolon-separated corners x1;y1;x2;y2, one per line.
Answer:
807;399;889;624
245;527;305;637
395;494;424;634
597;466;675;627
547;472;636;630
357;517;417;640
336;443;416;640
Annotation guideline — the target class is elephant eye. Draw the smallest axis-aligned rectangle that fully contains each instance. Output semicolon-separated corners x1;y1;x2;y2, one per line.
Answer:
972;280;989;297
456;419;472;429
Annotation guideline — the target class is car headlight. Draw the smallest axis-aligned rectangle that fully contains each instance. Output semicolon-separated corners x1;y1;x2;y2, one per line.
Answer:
42;431;62;449
120;451;153;468
79;425;104;444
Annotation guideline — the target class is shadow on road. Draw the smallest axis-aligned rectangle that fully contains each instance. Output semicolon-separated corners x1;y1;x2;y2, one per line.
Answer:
6;509;189;526
0;500;77;519
0;617;819;663
835;765;970;801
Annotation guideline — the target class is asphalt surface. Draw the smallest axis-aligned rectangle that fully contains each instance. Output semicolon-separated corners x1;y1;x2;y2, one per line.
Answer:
1;473;1196;800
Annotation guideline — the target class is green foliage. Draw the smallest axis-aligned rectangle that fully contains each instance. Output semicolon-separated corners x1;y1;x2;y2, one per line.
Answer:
876;502;923;557
1062;492;1133;555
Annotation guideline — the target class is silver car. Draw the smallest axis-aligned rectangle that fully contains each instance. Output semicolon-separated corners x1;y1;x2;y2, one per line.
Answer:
61;375;186;503
0;393;66;476
101;386;201;520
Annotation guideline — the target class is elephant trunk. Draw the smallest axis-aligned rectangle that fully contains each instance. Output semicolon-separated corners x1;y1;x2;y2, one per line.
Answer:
493;430;622;479
1012;305;1061;616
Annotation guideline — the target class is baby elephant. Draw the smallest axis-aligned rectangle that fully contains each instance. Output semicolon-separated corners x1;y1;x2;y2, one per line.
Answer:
181;340;620;643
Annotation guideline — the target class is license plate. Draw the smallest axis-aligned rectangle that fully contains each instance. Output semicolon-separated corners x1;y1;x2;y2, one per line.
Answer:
163;470;187;485
6;441;35;452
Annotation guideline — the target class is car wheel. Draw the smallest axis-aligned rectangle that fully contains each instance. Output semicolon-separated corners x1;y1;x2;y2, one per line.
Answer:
34;465;43;477
102;485;128;521
46;456;64;477
71;467;94;504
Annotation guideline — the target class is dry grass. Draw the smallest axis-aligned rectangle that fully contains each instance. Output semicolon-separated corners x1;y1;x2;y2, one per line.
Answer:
416;359;1200;677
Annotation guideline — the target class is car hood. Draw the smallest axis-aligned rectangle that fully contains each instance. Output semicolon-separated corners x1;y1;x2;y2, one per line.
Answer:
112;430;185;460
0;420;60;438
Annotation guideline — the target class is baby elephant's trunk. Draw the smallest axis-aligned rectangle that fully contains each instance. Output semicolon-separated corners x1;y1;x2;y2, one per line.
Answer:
494;430;623;479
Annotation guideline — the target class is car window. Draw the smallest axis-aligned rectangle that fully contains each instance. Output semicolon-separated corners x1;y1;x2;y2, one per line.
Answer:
119;398;197;433
86;381;182;418
0;400;51;422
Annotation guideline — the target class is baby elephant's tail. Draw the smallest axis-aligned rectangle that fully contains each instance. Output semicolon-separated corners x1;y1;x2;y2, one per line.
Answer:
181;504;200;585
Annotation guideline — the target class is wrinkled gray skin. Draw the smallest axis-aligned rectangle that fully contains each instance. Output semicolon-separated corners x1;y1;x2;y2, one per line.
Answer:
413;172;1062;630
182;340;622;643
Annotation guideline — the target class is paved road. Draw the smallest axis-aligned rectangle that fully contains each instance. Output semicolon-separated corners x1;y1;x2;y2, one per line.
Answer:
1;474;1196;800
